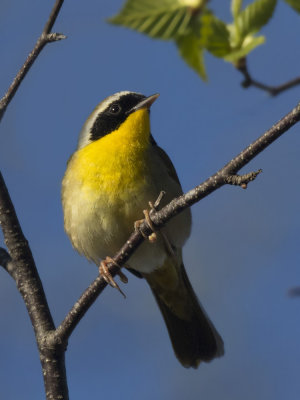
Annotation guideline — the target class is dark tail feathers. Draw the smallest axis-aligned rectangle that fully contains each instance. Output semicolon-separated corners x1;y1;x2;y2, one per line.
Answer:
148;264;224;368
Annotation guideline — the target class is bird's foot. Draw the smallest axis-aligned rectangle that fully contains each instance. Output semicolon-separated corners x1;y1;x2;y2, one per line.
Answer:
99;256;128;298
134;191;166;242
134;209;157;242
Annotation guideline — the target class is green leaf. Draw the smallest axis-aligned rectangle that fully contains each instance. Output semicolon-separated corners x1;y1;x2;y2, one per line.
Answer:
176;34;207;80
236;0;277;39
284;0;300;13
108;0;204;40
231;0;243;18
224;35;265;62
201;13;231;57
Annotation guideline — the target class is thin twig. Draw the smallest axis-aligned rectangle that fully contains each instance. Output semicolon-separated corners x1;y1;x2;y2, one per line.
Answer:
57;99;300;342
43;0;65;33
0;0;66;122
236;58;300;97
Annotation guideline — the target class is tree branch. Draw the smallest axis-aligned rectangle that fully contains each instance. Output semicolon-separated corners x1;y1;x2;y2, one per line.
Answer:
0;172;69;399
0;173;54;331
236;58;300;96
57;99;300;342
0;1;68;399
0;0;66;122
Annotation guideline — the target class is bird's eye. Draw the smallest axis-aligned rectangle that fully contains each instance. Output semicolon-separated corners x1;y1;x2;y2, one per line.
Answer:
108;103;121;114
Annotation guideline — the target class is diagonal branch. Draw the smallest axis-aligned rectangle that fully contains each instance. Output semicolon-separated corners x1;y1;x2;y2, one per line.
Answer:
236;58;300;96
57;99;300;342
0;0;66;122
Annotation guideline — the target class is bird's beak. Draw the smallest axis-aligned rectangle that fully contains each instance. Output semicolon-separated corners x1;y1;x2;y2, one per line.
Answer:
129;93;160;113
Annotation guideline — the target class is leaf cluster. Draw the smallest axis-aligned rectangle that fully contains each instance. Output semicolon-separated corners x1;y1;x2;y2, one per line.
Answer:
109;0;298;80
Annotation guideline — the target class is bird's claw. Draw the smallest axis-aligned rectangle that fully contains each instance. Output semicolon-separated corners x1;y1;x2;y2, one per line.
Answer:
99;256;127;298
134;210;157;242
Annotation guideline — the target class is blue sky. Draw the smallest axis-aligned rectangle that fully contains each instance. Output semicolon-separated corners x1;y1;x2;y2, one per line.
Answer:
1;1;300;399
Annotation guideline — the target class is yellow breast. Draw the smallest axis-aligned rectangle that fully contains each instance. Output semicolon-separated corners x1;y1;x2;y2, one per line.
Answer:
73;108;151;202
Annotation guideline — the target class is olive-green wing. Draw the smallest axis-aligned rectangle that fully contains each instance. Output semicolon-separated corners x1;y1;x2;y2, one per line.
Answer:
150;134;181;186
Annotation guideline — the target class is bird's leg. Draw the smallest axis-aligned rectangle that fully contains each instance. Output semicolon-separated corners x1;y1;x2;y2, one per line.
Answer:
99;256;128;298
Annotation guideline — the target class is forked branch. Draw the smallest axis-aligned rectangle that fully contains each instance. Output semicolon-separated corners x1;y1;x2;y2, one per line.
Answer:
237;58;300;96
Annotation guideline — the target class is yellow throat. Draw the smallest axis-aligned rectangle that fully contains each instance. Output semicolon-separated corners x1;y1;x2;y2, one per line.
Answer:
71;108;151;199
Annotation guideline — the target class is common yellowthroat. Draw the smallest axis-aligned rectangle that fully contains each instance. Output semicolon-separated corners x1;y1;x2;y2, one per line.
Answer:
62;91;224;368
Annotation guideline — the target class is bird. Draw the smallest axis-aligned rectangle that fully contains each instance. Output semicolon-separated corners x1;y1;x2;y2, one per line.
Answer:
61;91;224;368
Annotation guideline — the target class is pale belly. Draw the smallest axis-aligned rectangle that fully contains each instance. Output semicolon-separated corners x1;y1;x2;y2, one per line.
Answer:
62;152;191;273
